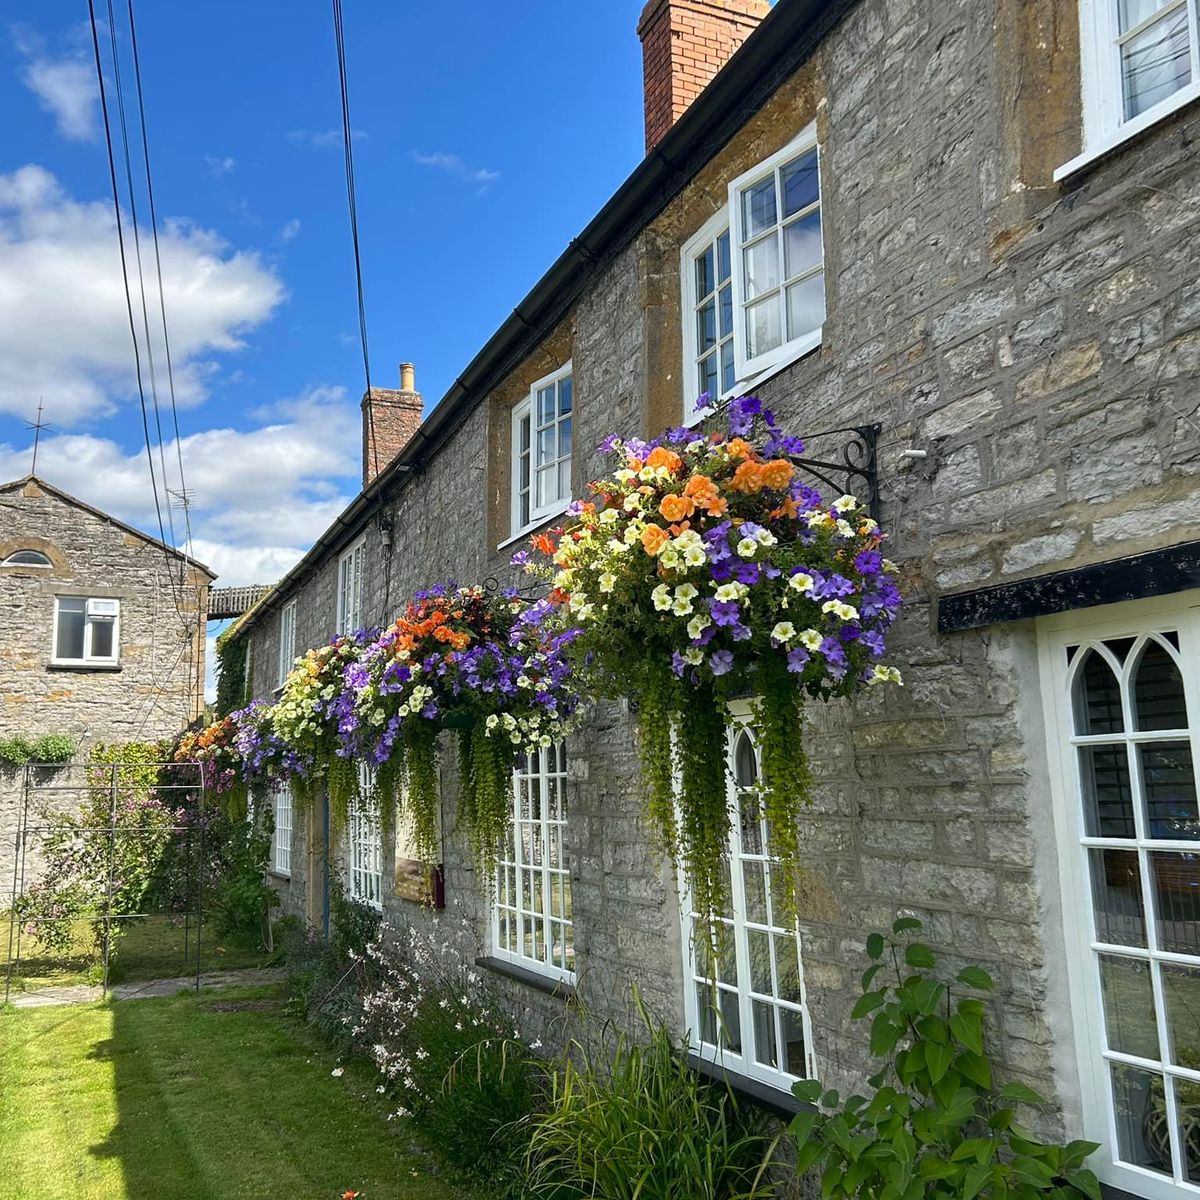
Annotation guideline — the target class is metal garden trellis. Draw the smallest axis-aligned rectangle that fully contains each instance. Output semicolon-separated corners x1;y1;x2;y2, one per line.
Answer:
4;760;207;1003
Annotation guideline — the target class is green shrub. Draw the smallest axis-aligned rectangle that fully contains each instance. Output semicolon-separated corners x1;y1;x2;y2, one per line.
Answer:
29;734;75;763
0;736;34;766
209;820;277;949
526;1006;776;1200
329;876;381;962
789;919;1101;1200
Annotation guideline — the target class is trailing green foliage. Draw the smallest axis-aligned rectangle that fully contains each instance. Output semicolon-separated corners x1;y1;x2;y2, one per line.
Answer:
789;919;1102;1200
328;876;381;964
526;1007;776;1200
214;631;250;717
0;733;75;767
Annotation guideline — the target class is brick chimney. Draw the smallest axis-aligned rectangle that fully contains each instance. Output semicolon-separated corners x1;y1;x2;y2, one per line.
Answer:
637;0;770;152
361;362;422;487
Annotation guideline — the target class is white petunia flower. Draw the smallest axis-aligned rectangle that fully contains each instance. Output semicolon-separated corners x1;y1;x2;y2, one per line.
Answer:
833;494;858;512
599;572;617;593
736;538;758;558
868;665;903;686
652;584;673;611
822;599;860;621
771;622;796;643
798;628;823;651
789;572;815;593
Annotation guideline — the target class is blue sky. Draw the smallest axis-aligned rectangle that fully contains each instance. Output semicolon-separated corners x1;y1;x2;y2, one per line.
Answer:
0;3;650;593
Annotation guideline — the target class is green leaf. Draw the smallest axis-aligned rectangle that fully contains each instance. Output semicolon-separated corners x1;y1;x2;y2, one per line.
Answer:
892;916;923;934
793;1078;823;1104
791;1110;819;1146
821;1088;841;1110
1066;1168;1103;1200
852;990;888;1020
916;1015;949;1043
956;1050;993;1091
957;965;995;991
795;1138;826;1175
861;962;884;991
866;932;885;960
999;1081;1047;1106
905;943;937;969
926;1039;954;1083
870;1013;902;1058
962;1162;991;1200
950;1010;984;1055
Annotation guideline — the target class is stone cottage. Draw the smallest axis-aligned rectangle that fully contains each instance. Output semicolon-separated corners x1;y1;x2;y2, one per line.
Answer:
230;1;1200;1194
0;475;213;884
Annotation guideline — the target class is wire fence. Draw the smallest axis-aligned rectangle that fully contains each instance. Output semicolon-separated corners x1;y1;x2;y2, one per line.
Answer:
4;761;207;1003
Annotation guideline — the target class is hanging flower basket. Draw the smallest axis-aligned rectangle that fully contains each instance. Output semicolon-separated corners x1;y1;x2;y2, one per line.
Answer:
341;584;580;879
270;628;378;822
521;396;902;926
172;715;248;815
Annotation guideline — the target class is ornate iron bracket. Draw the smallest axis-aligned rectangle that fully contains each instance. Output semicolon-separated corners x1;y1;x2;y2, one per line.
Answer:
789;423;881;522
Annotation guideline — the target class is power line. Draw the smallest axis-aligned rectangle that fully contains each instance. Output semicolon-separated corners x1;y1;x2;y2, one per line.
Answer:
102;0;183;610
126;0;196;577
331;0;379;483
87;0;189;629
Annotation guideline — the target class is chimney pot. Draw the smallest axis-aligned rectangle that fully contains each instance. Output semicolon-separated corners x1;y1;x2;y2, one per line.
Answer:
400;362;415;393
637;0;769;152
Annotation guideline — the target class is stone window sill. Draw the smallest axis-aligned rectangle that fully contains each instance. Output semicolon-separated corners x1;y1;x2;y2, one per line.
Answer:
686;1053;810;1120
266;870;291;882
475;955;576;1002
47;661;122;673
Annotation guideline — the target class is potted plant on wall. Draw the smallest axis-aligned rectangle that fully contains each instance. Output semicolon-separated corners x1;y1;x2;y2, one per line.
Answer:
521;395;902;928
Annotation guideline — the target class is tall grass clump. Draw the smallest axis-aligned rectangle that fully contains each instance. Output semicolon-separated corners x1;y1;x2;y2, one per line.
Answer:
526;1008;777;1200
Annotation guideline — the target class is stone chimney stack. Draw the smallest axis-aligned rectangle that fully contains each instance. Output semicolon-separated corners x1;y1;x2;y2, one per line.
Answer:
361;363;422;487
637;0;770;152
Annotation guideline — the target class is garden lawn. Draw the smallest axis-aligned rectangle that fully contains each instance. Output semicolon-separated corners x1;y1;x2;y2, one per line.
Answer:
0;984;469;1200
1;913;276;992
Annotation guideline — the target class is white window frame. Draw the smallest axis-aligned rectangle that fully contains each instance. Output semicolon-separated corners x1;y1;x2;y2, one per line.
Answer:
336;537;366;637
347;764;383;911
492;741;574;984
1038;592;1200;1199
679;701;816;1092
271;780;292;877
51;595;120;666
680;210;738;425
727;123;824;389
509;362;573;540
1060;0;1200;179
2;549;52;568
277;599;297;690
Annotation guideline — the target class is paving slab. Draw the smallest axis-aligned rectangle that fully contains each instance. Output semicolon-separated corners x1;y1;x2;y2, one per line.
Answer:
6;966;286;1008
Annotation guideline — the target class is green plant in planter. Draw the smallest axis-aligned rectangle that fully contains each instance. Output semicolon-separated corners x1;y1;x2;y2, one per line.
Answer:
0;733;75;767
789;919;1101;1200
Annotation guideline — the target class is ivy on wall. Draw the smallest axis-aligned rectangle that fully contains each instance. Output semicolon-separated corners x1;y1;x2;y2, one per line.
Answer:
215;630;251;717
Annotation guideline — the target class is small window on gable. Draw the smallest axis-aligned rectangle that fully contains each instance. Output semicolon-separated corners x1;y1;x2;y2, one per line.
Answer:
1069;0;1199;172
53;596;120;665
3;549;52;567
680;124;824;422
511;362;573;535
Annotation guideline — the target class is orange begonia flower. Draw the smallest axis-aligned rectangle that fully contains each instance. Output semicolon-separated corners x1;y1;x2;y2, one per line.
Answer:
769;496;801;520
759;459;795;490
729;460;765;494
532;532;557;556
702;495;729;517
658;493;695;522
646;446;683;473
683;474;718;499
641;524;669;556
727;437;754;459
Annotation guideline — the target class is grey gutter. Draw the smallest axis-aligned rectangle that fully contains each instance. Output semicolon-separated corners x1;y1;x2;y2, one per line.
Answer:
234;0;853;634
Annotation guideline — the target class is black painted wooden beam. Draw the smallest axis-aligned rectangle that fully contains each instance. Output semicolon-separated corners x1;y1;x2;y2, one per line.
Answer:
937;541;1200;632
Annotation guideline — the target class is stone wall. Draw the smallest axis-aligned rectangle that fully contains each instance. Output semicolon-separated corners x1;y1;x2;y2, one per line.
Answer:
240;0;1200;1147
0;479;209;890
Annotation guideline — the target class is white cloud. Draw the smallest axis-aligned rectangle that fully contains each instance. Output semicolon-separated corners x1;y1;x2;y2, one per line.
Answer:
13;28;98;142
204;155;236;176
413;151;500;186
278;218;301;242
0;385;361;589
286;128;365;150
0;165;286;424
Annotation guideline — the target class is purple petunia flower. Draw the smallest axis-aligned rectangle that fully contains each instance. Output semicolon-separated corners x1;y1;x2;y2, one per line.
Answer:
710;599;741;627
709;649;734;676
786;648;810;673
